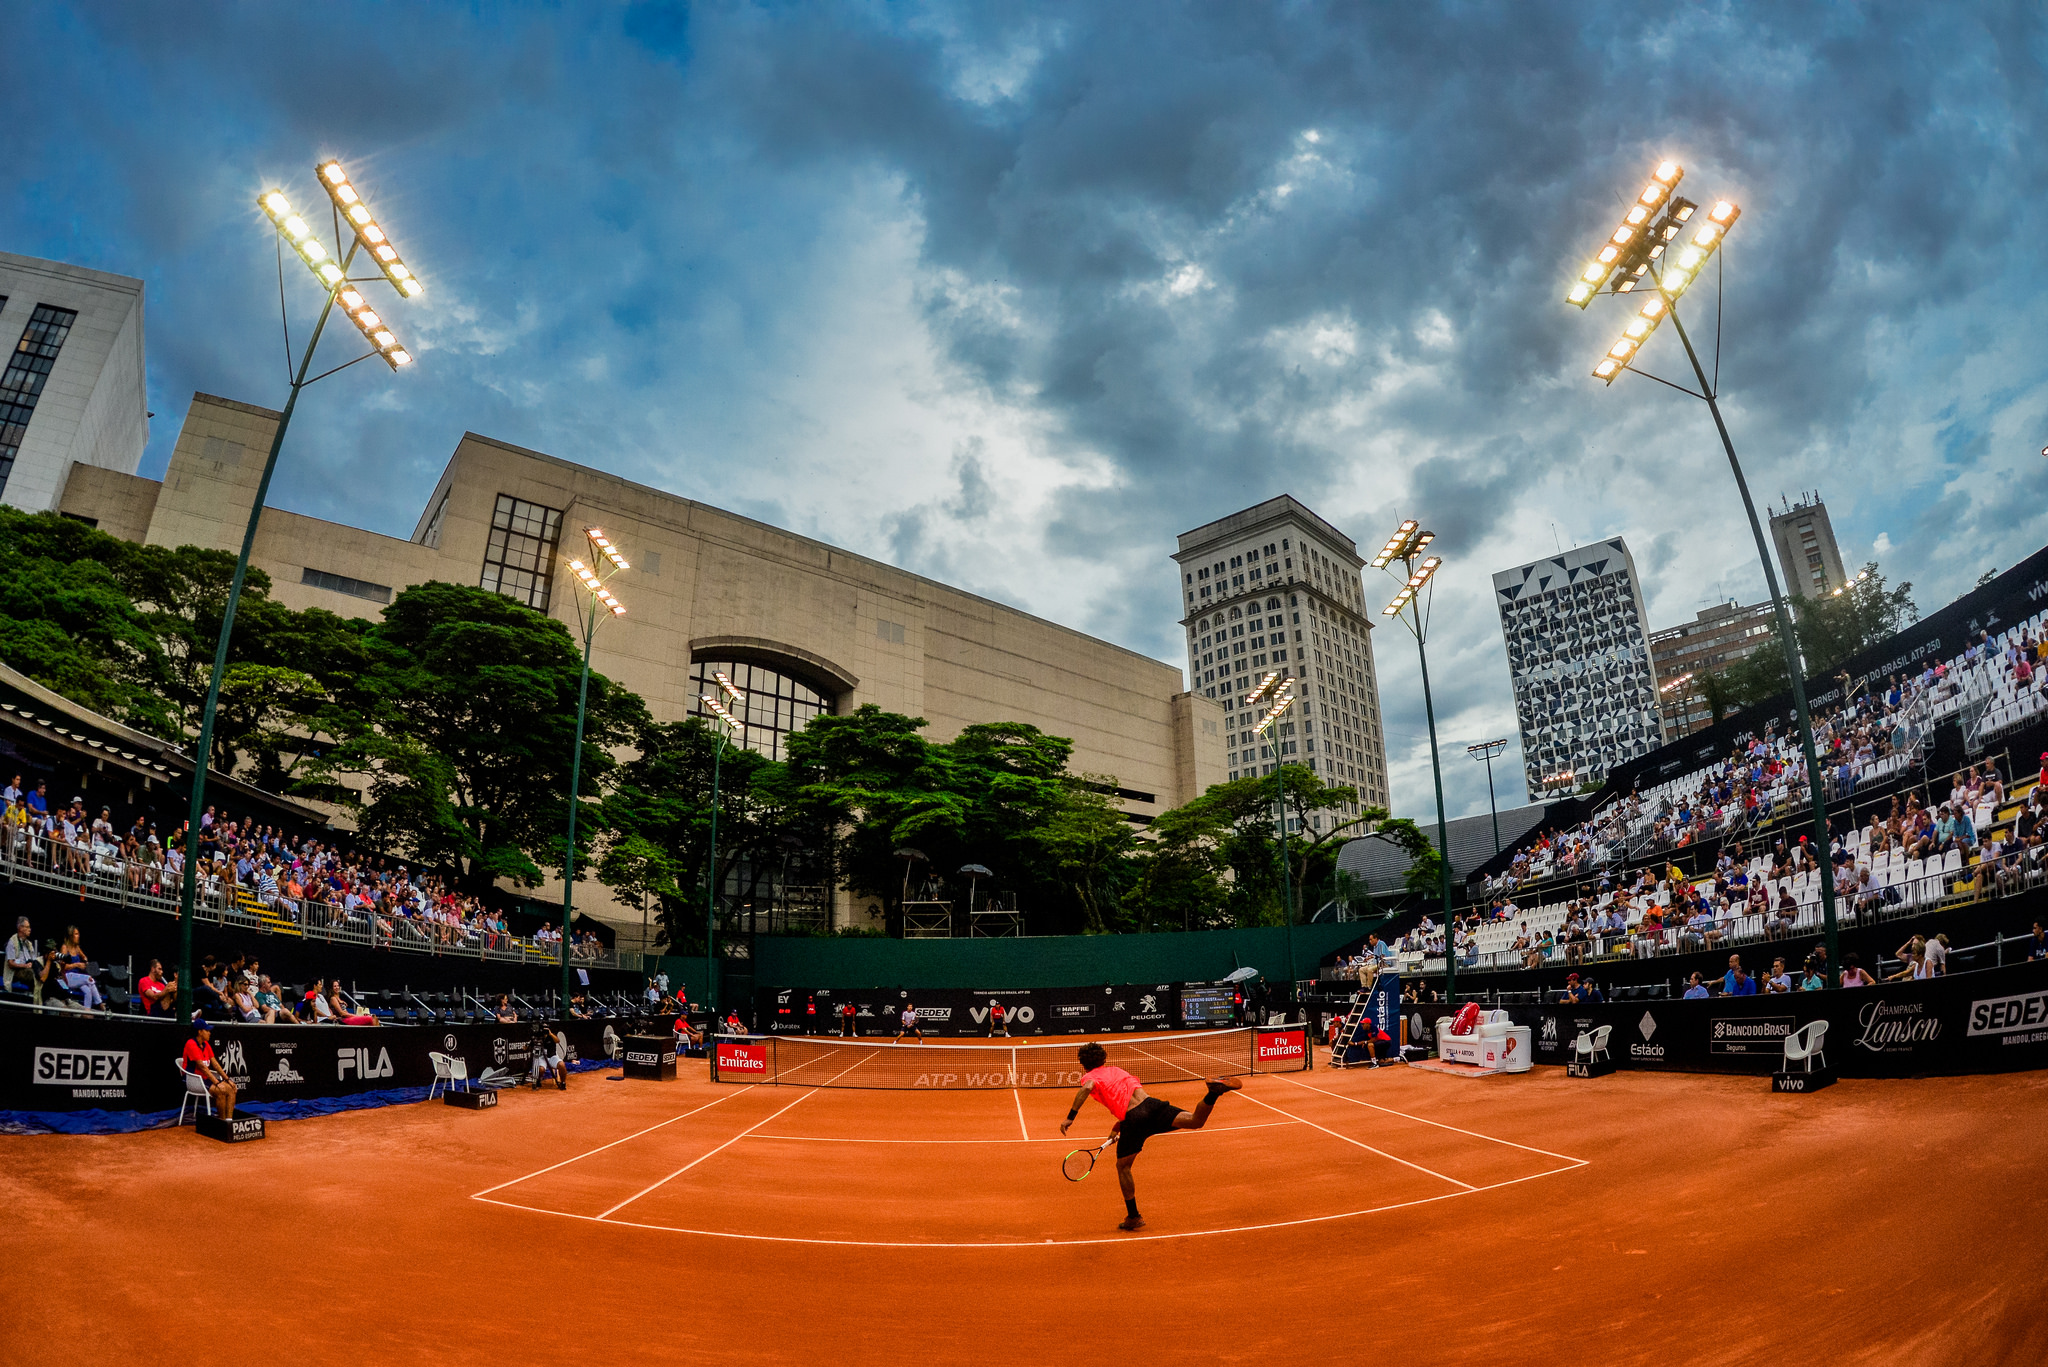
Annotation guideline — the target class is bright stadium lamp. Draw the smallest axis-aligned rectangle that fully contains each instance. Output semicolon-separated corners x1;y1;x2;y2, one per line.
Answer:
1558;157;1844;987
176;157;435;1023
1369;520;1457;999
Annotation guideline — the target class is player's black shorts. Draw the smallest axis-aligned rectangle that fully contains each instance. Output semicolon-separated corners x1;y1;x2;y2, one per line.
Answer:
1116;1097;1184;1157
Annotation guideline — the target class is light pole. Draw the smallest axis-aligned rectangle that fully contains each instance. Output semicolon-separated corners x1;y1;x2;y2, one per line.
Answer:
699;674;745;1018
177;161;422;1022
1564;159;1843;987
1467;738;1508;855
1246;670;1298;992
559;531;629;1011
1369;523;1454;999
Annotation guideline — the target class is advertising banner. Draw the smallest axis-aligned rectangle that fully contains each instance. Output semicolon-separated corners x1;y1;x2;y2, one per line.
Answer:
1491;957;2048;1078
2;1013;647;1118
758;983;1181;1037
714;1040;769;1081
1254;1028;1309;1072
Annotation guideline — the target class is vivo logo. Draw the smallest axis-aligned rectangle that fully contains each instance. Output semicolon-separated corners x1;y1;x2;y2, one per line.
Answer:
338;1047;395;1080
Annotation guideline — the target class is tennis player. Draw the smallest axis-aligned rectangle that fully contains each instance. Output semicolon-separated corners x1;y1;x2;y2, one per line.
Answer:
895;1002;924;1043
1059;1041;1240;1231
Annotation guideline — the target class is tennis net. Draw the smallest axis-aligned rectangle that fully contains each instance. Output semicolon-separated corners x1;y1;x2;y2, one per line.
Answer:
711;1026;1311;1089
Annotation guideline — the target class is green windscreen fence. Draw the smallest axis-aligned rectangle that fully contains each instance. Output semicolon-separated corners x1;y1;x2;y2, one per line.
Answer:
724;921;1380;991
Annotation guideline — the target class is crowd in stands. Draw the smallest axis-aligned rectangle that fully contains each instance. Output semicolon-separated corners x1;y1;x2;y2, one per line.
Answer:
1478;626;2048;905
0;781;609;964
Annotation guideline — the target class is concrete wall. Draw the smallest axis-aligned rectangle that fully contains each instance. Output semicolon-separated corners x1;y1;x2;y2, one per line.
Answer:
0;253;147;513
60;393;1232;939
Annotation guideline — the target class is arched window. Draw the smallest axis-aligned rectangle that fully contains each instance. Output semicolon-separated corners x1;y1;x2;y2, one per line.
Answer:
688;659;830;761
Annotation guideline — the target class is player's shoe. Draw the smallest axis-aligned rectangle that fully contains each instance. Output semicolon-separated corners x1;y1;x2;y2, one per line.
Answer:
1206;1076;1243;1092
1117;1216;1147;1232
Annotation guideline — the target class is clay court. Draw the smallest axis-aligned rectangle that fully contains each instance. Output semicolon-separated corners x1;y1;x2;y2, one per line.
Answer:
7;1035;2045;1365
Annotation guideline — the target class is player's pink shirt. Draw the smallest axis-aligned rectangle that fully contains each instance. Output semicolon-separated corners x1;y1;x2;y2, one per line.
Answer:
1081;1065;1141;1120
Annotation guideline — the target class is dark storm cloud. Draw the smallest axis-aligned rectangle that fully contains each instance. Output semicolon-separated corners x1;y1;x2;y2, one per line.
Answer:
4;1;2044;822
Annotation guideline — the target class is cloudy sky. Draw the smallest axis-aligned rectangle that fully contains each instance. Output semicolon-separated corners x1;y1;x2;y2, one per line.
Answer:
6;2;2046;822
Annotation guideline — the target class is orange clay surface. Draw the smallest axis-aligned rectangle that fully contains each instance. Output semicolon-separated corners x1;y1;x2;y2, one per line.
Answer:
5;1036;2047;1366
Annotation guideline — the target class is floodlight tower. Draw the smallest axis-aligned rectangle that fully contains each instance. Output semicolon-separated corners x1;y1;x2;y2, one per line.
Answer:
1562;159;1842;986
699;674;746;1017
1466;739;1509;855
1369;521;1456;998
1246;670;1300;991
177;160;425;1022
559;530;629;1009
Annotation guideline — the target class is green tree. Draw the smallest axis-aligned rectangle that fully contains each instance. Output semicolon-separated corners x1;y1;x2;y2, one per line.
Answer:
1698;564;1915;720
1032;776;1140;933
599;717;781;952
310;581;647;894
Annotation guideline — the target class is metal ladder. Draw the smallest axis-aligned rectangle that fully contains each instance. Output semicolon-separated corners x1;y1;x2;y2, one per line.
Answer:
1326;989;1376;1069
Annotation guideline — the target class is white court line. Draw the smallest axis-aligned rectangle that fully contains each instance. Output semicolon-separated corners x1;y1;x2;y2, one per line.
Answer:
741;1119;1303;1144
469;1090;749;1200
1274;1073;1592;1166
593;1052;873;1220
1231;1089;1477;1192
1013;1088;1029;1142
473;1158;1586;1249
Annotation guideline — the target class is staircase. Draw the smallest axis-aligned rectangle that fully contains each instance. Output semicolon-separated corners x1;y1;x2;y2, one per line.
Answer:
236;887;302;937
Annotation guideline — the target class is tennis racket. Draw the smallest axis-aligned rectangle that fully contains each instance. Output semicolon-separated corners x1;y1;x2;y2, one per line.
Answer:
1061;1135;1113;1182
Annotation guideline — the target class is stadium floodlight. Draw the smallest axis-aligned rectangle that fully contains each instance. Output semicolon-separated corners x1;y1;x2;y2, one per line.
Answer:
1369;518;1457;998
1244;670;1283;708
698;672;748;1016
178;156;435;1023
1467;738;1510;855
1566;163;1685;308
1557;158;1845;987
315;158;424;298
553;531;632;1008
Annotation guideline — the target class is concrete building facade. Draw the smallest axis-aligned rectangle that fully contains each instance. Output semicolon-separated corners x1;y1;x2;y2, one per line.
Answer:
1493;538;1664;795
0;252;147;513
1172;497;1389;831
60;391;1227;938
1649;599;1777;736
1769;492;1848;599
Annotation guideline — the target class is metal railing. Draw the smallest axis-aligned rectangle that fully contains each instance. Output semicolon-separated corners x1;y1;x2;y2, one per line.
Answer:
1411;856;2045;978
0;837;646;976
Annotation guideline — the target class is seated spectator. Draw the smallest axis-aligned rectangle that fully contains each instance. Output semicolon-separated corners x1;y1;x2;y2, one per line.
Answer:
1682;972;1708;999
325;983;379;1025
233;979;263;1022
183;1021;237;1119
55;925;105;1011
1763;956;1793;994
3;915;38;998
495;993;519;1024
254;976;297;1024
1722;954;1757;996
531;1021;569;1090
135;958;176;1014
1799;956;1827;991
1924;931;1950;976
2030;921;2047;962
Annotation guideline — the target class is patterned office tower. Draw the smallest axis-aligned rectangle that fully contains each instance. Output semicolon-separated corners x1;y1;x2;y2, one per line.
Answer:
1493;538;1666;795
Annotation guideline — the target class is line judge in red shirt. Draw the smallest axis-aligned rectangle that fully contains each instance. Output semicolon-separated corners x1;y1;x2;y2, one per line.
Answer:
183;1021;237;1119
1060;1041;1241;1231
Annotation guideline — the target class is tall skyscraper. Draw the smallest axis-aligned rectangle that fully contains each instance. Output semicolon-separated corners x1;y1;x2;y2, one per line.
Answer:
0;252;147;512
1769;492;1848;599
1173;496;1389;831
1493;538;1664;795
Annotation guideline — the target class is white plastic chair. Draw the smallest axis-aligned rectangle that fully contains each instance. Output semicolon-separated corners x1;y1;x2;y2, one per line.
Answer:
1570;1024;1612;1064
177;1059;213;1126
427;1051;469;1099
1782;1020;1828;1073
